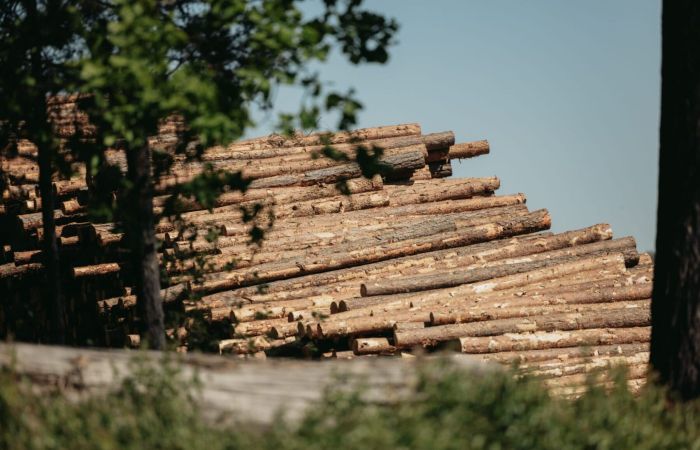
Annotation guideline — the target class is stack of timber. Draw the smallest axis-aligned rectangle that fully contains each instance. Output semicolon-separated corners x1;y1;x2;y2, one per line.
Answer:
0;104;652;396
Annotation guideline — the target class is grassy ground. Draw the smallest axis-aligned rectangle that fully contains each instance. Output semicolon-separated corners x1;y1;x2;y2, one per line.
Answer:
1;359;699;450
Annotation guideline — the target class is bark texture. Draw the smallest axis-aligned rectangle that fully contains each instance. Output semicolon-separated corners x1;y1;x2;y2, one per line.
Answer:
651;0;700;399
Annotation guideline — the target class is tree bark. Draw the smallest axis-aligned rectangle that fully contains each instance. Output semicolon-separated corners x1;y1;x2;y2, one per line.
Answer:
650;0;700;399
125;144;165;350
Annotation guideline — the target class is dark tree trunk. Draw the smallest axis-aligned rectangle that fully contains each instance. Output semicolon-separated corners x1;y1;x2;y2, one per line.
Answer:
650;0;700;399
125;144;165;350
36;135;66;345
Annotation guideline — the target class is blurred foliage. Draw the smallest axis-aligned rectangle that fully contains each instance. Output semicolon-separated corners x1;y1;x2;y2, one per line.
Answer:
1;358;700;449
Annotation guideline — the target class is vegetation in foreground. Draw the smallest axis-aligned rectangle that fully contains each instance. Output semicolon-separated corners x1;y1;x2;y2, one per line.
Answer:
1;359;699;450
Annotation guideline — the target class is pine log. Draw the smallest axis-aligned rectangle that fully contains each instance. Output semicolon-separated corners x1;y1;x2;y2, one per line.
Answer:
338;261;629;315
352;337;396;355
394;304;650;349
155;175;383;214
218;336;296;354
385;177;500;205
0;262;42;279
339;253;626;316
72;263;121;278
236;224;608;308
204;133;423;161
195;210;551;294
233;318;290;337
162;143;427;184
456;326;650;354
481;342;650;364
543;363;648;388
97;283;190;312
313;310;431;338
525;352;649;379
247;150;425;189
429;284;652;325
361;237;638;297
427;160;451;178
421;131;455;151
448;141;490;160
227;123;421;151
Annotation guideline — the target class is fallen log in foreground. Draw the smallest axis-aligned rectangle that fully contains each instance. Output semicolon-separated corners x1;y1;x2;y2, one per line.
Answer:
0;342;494;425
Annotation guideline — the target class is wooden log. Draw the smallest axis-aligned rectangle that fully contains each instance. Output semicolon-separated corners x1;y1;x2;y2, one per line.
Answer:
233;318;290;337
340;253;626;316
231;295;336;322
449;141;490;160
429;284;652;325
386;177;500;206
0;262;42;279
361;237;638;297
314;310;431;339
408;253;628;311
270;321;305;339
394;304;650;349
481;342;650;364
422;131;455;151
218;336;296;354
205;133;423;161
526;353;649;379
163;143;427;183
246;150;426;189
155;175;383;214
195;210;551;294
228;123;422;151
97;283;190;312
456;326;650;354
352;337;396;355
238;225;608;306
13;250;42;265
543;363;648;388
72;262;121;278
61;198;84;215
428;160;452;178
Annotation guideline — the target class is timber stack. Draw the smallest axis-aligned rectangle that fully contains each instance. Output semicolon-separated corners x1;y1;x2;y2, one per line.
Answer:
1;99;652;396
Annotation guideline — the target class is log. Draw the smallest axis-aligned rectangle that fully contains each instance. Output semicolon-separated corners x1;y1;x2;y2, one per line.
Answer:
352;337;396;355
428;160;452;178
0;262;42;279
339;253;626;316
360;237;638;297
228;123;421;150
247;150;426;189
525;352;649;379
456;326;650;354
241;225;608;306
313;310;431;339
163;143;427;183
385;177;500;205
481;342;650;364
394;304;650;348
204;134;423;161
232;318;291;337
218;336;296;354
421;131;455;151
154;175;383;214
72;262;121;278
429;284;652;325
196;210;551;294
448;141;490;160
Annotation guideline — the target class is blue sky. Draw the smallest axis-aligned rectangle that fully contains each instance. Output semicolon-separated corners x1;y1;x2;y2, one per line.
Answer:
249;1;661;251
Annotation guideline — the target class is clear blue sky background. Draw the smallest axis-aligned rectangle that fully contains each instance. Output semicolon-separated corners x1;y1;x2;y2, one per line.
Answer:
248;1;661;251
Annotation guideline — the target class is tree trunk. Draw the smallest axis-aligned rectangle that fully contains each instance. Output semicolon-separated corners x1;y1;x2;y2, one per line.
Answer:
35;130;66;344
125;144;165;349
650;0;700;399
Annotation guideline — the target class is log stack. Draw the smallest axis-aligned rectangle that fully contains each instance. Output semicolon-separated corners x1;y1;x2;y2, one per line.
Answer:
0;102;653;396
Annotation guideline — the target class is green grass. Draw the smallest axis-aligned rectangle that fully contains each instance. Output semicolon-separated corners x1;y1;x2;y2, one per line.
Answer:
1;358;699;449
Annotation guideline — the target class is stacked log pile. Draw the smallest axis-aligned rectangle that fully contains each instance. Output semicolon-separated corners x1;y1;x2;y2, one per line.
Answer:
0;106;652;395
